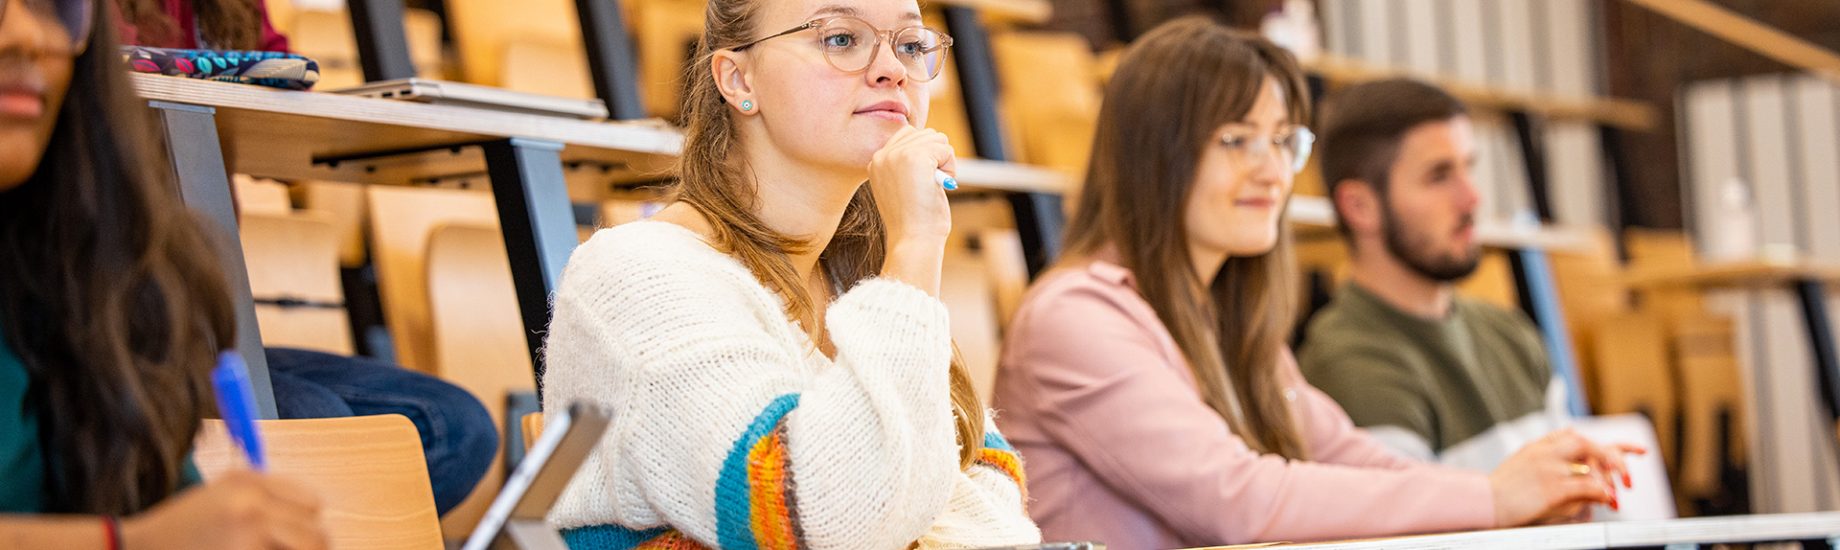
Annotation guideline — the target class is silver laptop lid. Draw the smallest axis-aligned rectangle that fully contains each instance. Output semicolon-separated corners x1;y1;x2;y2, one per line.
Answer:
331;78;610;120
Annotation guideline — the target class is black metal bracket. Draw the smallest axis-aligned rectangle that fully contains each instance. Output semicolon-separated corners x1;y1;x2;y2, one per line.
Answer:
312;140;496;168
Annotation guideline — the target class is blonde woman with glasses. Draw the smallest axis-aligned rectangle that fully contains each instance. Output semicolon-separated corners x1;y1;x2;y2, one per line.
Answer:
537;0;1039;546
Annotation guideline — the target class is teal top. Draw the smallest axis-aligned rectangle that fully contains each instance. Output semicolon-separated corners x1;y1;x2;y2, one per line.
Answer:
0;319;46;512
0;320;203;513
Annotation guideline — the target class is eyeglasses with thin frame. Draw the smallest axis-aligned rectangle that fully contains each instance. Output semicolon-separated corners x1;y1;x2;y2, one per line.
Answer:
0;0;93;55
730;16;954;82
1217;125;1315;174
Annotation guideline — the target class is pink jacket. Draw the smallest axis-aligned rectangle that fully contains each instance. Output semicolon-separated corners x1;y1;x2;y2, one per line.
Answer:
992;258;1496;549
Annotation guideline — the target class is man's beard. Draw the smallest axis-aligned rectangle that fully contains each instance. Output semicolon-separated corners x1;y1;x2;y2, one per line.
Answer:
1381;206;1482;283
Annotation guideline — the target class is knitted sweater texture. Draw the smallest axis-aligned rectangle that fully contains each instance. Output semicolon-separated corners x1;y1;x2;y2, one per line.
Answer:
542;220;1040;550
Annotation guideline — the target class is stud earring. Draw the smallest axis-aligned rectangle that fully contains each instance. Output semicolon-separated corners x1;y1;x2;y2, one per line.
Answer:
740;99;755;112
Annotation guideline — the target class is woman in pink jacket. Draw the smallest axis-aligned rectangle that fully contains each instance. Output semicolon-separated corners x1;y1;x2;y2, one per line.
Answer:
991;17;1641;550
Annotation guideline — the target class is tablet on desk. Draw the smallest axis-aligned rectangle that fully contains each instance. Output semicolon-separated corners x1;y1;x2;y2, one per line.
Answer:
462;401;611;550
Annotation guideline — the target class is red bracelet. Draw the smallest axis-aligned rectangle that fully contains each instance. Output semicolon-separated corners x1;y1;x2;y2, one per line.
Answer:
101;516;120;550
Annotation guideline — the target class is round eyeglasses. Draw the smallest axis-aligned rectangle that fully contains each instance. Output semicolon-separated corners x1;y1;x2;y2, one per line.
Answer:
1217;125;1315;174
0;0;94;55
731;16;954;82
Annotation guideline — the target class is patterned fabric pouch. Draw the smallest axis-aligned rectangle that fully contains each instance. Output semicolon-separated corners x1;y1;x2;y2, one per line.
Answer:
122;46;321;91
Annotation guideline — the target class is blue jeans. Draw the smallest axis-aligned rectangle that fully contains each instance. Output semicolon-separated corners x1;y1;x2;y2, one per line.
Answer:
265;347;498;516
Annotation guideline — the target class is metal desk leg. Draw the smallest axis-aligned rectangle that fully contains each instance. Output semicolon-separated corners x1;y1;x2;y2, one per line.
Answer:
941;6;1065;276
944;6;1006;162
1510;247;1590;417
1009;192;1064;278
1100;0;1135;41
1597;124;1633;260
482;139;577;392
575;0;647;120
1509;111;1555;222
1794;279;1840;509
148;101;278;419
1794;280;1840;425
347;0;416;82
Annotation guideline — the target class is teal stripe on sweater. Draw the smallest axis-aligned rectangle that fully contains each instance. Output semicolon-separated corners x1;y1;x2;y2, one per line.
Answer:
982;430;1016;453
560;524;675;549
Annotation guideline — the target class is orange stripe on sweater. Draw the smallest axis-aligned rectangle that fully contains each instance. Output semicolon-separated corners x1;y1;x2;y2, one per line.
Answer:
633;530;708;550
977;447;1028;504
746;428;800;550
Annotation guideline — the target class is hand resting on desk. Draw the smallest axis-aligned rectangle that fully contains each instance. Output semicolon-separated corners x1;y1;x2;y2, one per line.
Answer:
1489;429;1646;527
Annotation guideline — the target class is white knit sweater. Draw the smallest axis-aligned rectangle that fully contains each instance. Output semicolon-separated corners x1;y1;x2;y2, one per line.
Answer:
542;220;1041;550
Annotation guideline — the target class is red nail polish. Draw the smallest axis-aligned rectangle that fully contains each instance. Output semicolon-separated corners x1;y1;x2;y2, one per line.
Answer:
1611;499;1620;511
1624;473;1633;489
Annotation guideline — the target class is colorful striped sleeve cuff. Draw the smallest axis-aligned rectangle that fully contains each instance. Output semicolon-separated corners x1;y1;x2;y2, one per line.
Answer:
715;393;805;550
562;400;1029;550
975;430;1028;503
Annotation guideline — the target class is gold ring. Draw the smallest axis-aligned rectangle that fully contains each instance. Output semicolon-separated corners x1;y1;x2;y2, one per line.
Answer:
1568;463;1594;476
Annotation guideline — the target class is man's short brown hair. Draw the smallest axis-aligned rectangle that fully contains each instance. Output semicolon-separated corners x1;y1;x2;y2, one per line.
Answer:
1317;78;1468;240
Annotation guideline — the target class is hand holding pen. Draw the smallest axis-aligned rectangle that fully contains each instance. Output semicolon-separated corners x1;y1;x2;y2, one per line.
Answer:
106;352;328;549
866;125;958;295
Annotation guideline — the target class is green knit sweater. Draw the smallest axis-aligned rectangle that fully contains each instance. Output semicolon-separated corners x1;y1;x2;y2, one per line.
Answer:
1298;282;1566;470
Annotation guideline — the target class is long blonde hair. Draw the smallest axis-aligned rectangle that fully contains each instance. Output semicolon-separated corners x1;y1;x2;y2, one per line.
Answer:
1064;17;1312;460
673;0;985;467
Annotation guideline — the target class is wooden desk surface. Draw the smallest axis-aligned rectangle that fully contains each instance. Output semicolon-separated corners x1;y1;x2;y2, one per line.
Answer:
133;74;1074;198
133;73;682;197
1200;512;1840;550
1621;259;1840;290
954;158;1072;194
1287;195;1597;252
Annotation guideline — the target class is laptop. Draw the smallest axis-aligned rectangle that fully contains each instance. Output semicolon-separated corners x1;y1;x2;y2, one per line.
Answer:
461;401;612;550
331;78;610;120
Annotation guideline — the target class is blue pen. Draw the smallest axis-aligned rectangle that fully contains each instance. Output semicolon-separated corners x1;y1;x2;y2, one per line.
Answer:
935;169;958;191
212;351;266;471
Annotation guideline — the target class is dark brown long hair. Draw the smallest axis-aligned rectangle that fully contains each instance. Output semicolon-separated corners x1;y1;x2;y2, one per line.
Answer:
673;0;985;468
116;0;261;50
0;11;236;514
1064;17;1313;459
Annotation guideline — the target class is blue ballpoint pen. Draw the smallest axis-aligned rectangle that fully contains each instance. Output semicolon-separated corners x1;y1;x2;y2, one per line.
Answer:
936;169;957;191
212;351;267;471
